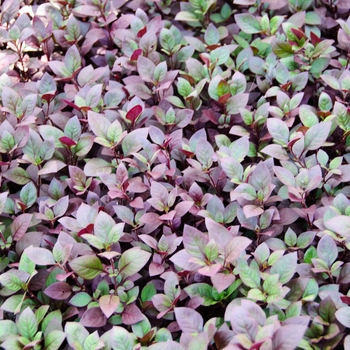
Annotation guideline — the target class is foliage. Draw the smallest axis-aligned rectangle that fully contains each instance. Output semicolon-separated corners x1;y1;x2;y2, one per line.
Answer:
1;0;350;349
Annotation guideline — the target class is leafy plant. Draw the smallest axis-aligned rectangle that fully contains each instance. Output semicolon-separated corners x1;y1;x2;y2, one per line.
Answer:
1;0;350;349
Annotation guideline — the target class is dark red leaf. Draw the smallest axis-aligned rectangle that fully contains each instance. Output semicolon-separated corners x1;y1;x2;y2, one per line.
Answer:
310;31;321;46
137;27;147;38
206;44;221;51
218;93;231;105
130;49;143;61
341;296;350;305
290;28;306;40
41;93;56;102
126;105;143;126
78;223;94;237
61;98;81;110
180;149;195;157
59;136;77;147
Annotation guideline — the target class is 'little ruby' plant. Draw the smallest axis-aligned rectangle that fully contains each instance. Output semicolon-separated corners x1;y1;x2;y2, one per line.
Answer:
2;0;350;349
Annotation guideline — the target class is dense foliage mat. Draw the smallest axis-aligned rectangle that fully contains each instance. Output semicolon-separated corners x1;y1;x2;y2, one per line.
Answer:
2;0;350;348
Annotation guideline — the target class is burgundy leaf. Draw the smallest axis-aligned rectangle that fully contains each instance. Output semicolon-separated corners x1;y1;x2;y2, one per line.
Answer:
130;49;143;61
126;105;143;126
59;136;77;147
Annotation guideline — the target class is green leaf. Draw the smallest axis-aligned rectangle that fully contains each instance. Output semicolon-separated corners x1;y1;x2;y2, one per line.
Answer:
267;118;289;145
1;294;25;313
19;252;35;274
39;72;56;95
177;46;195;63
239;264;261;288
185;283;217;306
177;78;192;97
80;234;104;250
284;228;297;247
302;278;318;301
175;11;200;22
160;28;176;53
0;320;18;342
285;301;301;318
94;211;115;243
45;330;66;350
153;61;167;82
141;283;156;302
263;274;281;296
20;182;37;208
66;16;80;40
235;13;262;34
317;234;338;268
272;40;294;58
42;310;62;334
230;71;247;95
17;307;38;341
109;326;134;350
304;246;317;264
69;255;104;280
64;45;81;76
319;296;336;323
208;75;221;100
205;23;220;45
247;288;266;301
118;247;151;277
210;46;231;66
84;331;100;350
318;92;333;111
69;292;92;307
3;168;31;185
299;105;318;127
270;252;297;284
304;122;331;151
205;239;219;262
310;57;330;77
65;322;89;350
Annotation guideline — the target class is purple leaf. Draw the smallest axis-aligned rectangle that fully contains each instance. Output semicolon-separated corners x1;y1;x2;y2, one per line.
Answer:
317;234;338;267
122;304;144;325
44;282;72;300
174;307;203;333
225;236;252;263
11;214;32;241
272;325;307;350
25;246;56;265
80;307;107;327
211;273;236;293
183;225;208;259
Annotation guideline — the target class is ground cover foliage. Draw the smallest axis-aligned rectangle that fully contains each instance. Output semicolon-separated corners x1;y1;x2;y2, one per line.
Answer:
2;0;350;348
